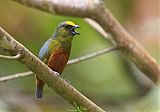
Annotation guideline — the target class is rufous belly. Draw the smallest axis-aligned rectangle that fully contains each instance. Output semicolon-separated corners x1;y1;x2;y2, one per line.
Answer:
47;49;70;74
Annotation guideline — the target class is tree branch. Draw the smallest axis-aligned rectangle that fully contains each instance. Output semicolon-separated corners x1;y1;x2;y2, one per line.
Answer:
68;46;118;64
93;4;160;82
84;19;109;39
0;53;21;60
0;46;118;82
0;27;105;112
11;0;160;82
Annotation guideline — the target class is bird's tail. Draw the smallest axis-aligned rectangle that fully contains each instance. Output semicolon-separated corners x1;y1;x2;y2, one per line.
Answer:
36;77;45;99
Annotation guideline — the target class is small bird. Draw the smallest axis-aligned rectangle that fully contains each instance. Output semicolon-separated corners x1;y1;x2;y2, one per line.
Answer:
36;21;80;99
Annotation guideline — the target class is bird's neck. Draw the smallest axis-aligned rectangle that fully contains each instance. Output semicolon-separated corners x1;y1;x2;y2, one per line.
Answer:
57;37;72;49
51;31;74;50
50;37;73;51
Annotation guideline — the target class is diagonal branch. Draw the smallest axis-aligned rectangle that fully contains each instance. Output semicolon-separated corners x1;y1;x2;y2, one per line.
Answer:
84;19;116;45
11;0;160;82
0;27;105;112
84;19;109;39
0;46;118;82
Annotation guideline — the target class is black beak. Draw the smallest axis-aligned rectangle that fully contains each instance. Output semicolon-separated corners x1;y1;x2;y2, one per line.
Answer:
71;25;80;35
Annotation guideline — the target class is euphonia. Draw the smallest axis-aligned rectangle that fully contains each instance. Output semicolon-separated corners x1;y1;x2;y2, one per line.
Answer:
36;21;80;99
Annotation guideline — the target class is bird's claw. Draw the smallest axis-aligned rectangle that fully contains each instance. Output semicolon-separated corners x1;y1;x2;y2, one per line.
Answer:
54;71;60;77
65;79;70;84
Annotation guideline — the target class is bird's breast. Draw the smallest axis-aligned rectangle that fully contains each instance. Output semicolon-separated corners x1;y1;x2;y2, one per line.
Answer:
47;48;70;74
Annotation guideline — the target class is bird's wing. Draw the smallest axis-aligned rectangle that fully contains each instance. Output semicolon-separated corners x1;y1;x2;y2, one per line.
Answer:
38;39;51;63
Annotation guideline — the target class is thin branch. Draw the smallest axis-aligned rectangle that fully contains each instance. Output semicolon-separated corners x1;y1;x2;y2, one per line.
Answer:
84;18;116;45
0;71;33;82
0;46;118;82
0;27;105;112
11;0;160;82
68;46;118;64
84;19;108;39
0;53;21;60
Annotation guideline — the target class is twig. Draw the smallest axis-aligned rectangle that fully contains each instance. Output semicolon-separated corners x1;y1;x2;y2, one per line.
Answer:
84;19;108;39
68;46;118;64
0;46;118;82
0;53;21;60
0;71;33;82
84;18;116;45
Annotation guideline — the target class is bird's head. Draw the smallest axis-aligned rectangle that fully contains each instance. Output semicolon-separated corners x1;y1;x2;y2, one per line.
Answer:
55;21;80;38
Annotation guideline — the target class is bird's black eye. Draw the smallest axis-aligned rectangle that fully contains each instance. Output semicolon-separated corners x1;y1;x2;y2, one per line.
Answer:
64;25;72;29
61;24;66;28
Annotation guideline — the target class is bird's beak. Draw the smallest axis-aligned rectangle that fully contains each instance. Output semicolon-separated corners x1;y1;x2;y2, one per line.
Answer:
71;25;80;35
74;25;80;29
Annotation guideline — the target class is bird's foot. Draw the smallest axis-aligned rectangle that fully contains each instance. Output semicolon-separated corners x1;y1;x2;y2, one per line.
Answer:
53;71;60;77
65;79;70;84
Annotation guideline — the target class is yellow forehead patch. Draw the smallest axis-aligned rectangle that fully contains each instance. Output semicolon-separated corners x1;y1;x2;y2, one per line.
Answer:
65;21;76;26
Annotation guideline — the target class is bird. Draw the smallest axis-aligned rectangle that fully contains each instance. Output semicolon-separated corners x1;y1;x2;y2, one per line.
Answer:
36;21;80;99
